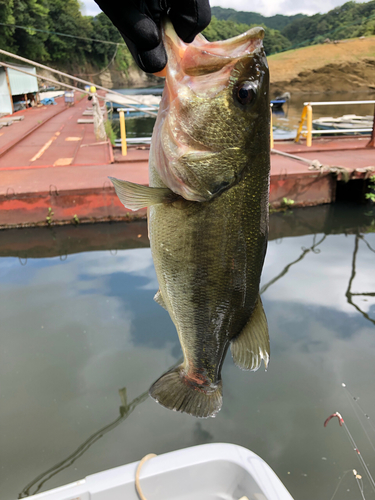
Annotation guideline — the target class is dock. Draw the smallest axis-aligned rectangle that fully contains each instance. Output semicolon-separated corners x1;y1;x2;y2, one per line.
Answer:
0;95;374;228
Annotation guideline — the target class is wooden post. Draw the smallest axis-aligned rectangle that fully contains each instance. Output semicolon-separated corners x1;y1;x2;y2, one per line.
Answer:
366;103;375;148
270;105;274;149
4;68;14;113
119;109;127;156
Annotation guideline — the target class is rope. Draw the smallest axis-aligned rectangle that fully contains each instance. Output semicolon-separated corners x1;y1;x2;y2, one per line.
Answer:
135;454;157;500
354;166;375;178
0;62;106;101
0;48;159;116
271;148;312;165
0;62;159;117
308;160;351;182
271;147;359;182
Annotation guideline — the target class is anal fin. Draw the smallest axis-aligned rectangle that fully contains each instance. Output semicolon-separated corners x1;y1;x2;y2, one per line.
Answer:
230;295;270;371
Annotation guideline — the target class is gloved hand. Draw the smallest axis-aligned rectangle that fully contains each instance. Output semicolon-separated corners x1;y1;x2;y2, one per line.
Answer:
94;0;211;73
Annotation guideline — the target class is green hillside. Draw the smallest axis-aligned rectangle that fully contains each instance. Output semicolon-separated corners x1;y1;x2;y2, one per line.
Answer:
202;16;291;55
0;0;294;75
282;0;375;47
1;0;375;79
211;6;306;31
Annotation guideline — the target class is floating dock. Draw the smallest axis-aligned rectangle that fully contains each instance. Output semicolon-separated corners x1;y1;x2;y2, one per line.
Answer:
0;95;374;228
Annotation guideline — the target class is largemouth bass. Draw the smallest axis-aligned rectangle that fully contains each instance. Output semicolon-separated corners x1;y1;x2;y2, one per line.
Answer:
110;21;270;418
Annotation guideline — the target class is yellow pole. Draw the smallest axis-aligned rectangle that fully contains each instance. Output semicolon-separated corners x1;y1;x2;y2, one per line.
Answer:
295;106;307;143
119;109;127;156
306;104;313;147
270;105;274;149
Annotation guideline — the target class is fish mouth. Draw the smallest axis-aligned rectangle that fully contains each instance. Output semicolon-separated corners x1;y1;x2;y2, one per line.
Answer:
151;22;266;202
163;20;264;77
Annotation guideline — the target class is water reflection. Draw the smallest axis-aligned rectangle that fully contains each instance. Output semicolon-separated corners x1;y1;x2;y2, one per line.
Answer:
15;230;336;497
110;116;155;140
346;234;375;326
19;357;183;498
107;90;374;141
271;91;375;138
1;205;375;500
260;234;326;295
18;387;148;498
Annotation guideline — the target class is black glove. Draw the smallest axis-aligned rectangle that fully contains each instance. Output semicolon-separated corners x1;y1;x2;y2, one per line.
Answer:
94;0;211;73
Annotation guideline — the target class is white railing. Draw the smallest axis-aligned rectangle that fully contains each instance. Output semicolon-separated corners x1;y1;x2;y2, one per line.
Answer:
295;100;375;146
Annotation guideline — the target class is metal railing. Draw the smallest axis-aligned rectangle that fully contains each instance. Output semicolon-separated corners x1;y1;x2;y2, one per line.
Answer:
0;48;159;117
117;108;153;156
295;100;375;147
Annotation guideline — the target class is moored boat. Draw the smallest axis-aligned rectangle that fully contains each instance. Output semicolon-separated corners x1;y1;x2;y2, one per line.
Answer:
24;443;294;500
271;98;287;109
313;114;373;133
106;93;161;116
271;92;291;110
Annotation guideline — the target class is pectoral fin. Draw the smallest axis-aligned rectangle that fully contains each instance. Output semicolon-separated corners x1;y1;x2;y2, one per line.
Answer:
230;295;270;371
109;177;175;211
154;289;167;310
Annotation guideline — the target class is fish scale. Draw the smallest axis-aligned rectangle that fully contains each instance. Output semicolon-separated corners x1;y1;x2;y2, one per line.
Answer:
110;22;271;418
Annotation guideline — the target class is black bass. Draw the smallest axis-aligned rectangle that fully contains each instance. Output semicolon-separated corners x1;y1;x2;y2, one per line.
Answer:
110;21;270;418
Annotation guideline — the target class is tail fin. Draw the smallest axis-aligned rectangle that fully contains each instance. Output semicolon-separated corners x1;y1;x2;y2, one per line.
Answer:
149;366;222;418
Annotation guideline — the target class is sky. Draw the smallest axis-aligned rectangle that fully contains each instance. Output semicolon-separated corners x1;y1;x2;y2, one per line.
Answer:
80;0;366;18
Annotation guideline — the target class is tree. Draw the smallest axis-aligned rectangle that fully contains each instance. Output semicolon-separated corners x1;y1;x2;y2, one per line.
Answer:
0;0;15;51
203;16;291;56
45;0;93;65
12;0;49;61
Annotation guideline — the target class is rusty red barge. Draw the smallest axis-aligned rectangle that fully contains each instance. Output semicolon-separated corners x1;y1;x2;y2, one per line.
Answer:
0;95;374;228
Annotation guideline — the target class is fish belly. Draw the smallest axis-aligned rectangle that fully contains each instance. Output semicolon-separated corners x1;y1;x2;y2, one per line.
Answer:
149;167;268;387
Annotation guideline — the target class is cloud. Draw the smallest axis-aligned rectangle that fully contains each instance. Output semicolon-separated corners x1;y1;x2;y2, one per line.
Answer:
209;0;363;16
80;0;372;20
2;231;375;500
261;233;375;316
80;0;102;16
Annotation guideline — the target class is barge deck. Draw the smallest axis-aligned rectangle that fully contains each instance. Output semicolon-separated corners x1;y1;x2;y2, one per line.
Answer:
0;96;374;228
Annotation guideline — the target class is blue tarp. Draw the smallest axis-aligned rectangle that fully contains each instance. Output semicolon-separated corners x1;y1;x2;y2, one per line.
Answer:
40;97;56;106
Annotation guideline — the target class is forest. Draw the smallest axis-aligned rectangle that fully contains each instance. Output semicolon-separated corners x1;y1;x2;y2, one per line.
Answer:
281;1;375;47
0;0;374;75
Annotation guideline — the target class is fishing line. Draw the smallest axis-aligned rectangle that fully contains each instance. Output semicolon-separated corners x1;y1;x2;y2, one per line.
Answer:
329;469;368;500
353;470;367;500
325;412;375;494
342;421;375;494
342;383;375;452
329;470;352;500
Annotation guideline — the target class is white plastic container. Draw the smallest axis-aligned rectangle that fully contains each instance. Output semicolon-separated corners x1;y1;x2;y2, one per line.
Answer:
26;443;293;500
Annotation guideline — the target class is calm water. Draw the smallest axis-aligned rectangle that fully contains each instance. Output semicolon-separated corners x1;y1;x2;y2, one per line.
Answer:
272;91;375;139
1;205;375;500
108;88;375;141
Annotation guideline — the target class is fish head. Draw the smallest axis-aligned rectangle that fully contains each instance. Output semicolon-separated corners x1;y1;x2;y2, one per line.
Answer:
150;22;270;201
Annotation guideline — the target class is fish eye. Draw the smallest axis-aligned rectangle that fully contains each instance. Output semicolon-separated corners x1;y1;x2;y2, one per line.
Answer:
236;82;257;106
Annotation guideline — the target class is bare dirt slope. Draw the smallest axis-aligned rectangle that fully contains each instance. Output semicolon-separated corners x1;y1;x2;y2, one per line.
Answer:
269;36;375;95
